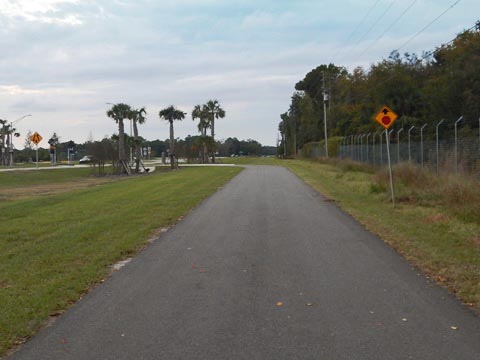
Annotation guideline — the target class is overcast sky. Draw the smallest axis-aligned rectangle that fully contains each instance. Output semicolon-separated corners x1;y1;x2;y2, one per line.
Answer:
2;0;479;148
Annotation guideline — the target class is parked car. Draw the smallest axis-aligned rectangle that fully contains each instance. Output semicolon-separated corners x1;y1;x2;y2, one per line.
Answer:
79;155;93;164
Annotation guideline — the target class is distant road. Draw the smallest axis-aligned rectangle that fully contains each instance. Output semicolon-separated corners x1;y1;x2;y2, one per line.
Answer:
0;162;236;172
9;165;480;359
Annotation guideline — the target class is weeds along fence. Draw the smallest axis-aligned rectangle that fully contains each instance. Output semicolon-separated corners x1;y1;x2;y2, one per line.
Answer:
302;117;480;177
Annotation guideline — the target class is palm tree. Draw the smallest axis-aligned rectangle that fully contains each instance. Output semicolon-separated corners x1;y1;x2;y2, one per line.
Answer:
191;104;210;163
107;103;132;172
159;105;186;169
0;119;21;166
205;100;225;163
130;107;147;173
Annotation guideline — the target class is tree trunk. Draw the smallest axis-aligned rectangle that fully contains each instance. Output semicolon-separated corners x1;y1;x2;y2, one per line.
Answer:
211;118;215;163
202;127;208;164
133;120;141;173
118;119;126;162
169;120;175;169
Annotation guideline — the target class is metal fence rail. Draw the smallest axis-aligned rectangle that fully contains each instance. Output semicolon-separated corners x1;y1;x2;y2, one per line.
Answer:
305;116;480;176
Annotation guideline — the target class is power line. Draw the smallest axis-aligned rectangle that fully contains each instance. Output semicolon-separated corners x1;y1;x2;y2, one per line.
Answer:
349;1;396;55
396;0;462;51
421;21;479;60
359;0;418;57
332;0;382;61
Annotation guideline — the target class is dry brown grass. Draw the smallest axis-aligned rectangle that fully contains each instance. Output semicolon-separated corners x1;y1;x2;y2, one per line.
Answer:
0;177;117;201
373;162;480;223
472;236;480;247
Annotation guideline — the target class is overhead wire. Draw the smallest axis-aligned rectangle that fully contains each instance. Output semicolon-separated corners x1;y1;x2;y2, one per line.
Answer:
348;1;396;56
332;0;382;62
396;0;462;51
421;21;478;60
358;0;419;57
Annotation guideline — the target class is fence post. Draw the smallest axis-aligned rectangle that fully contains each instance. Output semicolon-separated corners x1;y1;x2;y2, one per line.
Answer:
366;133;371;164
341;136;345;158
356;134;362;161
380;131;383;166
420;123;428;167
454;116;463;173
397;128;404;163
373;130;378;165
359;134;363;162
361;134;366;163
408;126;415;162
353;135;357;161
353;135;356;160
388;129;394;140
351;135;354;159
436;119;444;175
387;129;393;164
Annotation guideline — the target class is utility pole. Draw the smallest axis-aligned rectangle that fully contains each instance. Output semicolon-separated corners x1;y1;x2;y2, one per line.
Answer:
322;71;329;158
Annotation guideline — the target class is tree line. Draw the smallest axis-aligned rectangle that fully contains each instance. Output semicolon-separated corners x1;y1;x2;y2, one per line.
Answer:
279;22;480;157
15;133;274;165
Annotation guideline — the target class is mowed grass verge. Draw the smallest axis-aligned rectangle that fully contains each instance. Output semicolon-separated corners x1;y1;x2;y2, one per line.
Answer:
0;166;241;355
227;157;480;311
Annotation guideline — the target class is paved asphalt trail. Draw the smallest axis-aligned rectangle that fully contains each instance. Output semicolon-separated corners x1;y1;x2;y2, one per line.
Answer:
9;166;480;359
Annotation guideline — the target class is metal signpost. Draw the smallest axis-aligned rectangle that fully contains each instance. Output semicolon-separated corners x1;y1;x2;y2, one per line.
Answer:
29;132;43;169
375;106;399;208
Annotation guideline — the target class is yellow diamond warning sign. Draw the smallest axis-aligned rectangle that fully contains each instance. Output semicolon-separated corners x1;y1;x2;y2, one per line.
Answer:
375;105;398;129
30;132;43;145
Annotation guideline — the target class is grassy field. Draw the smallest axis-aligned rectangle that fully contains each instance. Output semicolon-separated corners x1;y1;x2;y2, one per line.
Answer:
0;166;241;355
225;157;480;311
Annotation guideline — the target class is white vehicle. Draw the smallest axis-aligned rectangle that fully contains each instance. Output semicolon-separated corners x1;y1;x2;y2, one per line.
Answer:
79;155;93;164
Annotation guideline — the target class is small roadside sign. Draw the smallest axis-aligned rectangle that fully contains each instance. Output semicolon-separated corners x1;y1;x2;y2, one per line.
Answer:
375;105;398;129
30;132;43;145
374;105;397;208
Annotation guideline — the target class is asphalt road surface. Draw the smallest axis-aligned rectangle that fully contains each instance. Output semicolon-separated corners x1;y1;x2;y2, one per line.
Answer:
9;166;480;359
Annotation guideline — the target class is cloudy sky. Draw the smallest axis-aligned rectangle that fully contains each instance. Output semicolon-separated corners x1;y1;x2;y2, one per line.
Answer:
2;0;479;148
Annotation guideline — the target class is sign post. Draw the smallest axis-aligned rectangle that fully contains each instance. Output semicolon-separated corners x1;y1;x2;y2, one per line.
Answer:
29;132;43;170
375;106;398;208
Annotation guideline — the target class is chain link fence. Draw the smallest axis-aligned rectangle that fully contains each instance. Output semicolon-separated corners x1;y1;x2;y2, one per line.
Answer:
335;117;480;176
299;117;480;177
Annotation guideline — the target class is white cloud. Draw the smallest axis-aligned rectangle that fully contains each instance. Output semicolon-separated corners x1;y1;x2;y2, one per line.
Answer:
0;0;83;25
0;85;44;95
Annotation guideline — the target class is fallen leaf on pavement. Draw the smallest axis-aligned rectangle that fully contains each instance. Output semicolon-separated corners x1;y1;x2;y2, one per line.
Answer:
276;301;284;307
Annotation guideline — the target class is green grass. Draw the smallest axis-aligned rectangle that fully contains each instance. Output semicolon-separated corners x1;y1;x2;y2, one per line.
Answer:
218;156;281;166
0;166;241;355
0;168;95;189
